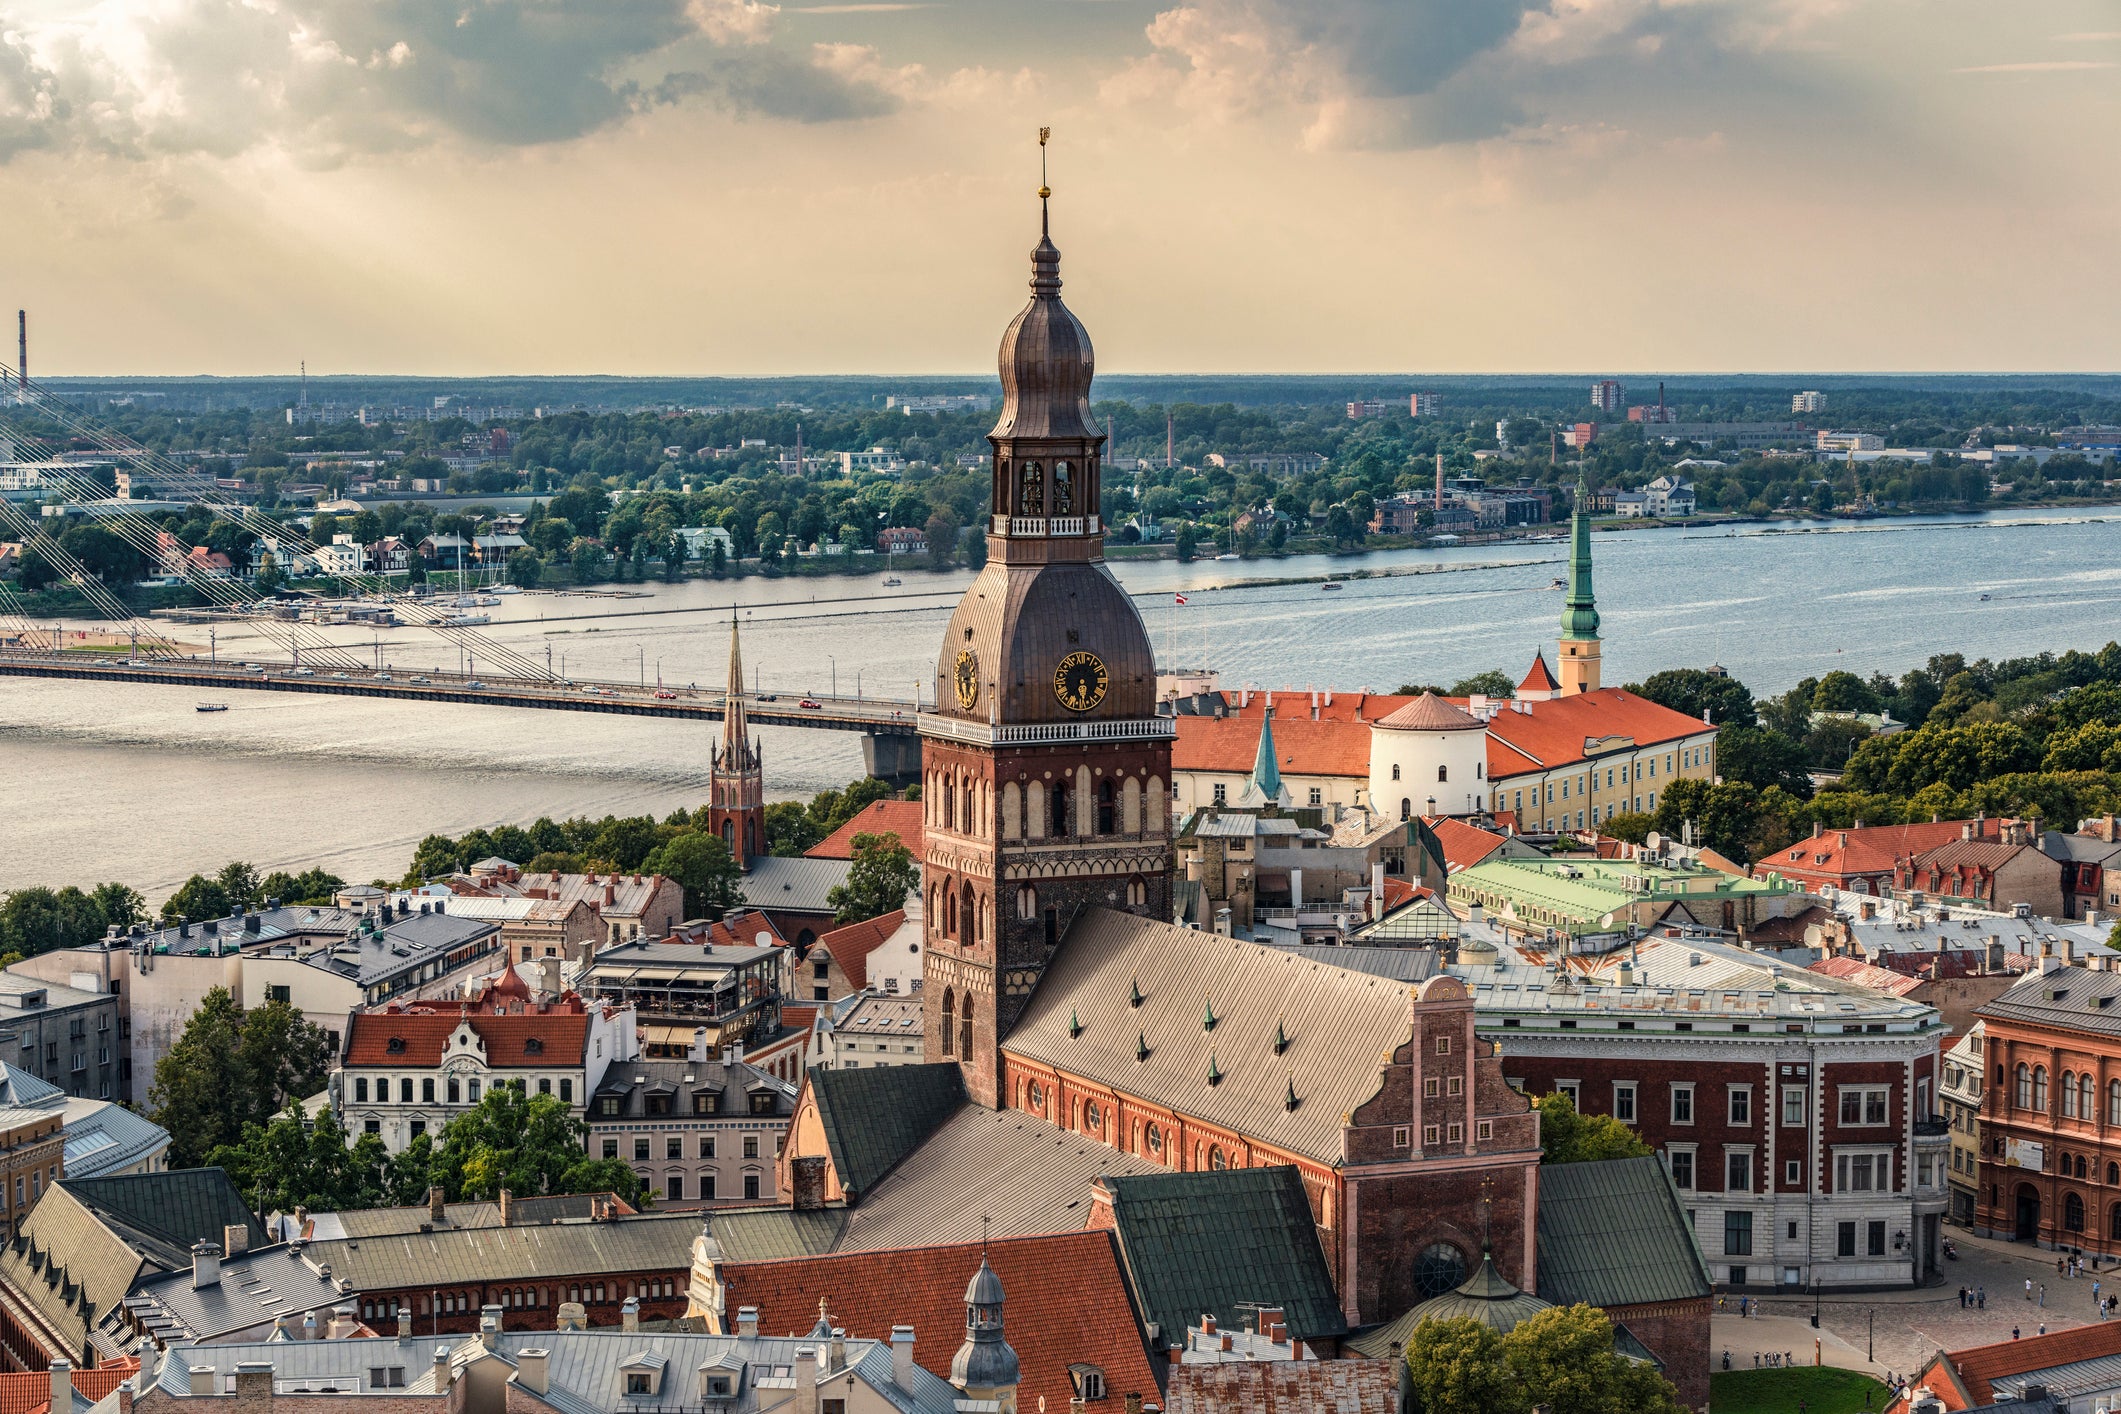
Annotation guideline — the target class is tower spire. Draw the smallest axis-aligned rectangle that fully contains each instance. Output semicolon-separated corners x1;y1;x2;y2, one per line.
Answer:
1557;473;1602;694
709;614;764;868
1038;126;1051;236
723;614;748;753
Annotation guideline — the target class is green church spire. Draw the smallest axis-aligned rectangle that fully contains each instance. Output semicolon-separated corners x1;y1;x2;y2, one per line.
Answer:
1561;473;1600;642
1238;707;1292;809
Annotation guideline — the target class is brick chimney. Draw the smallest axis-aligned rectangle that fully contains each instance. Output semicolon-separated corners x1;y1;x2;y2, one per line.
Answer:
516;1350;549;1396
789;1156;827;1211
233;1363;273;1403
498;1189;514;1227
890;1327;915;1388
429;1186;447;1223
622;1297;640;1333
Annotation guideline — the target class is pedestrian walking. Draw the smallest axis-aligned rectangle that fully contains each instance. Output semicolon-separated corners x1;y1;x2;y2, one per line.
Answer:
2042;1284;2048;1307
2028;1278;2036;1301
2014;1327;2021;1341
1979;1285;1987;1309
1959;1286;1968;1309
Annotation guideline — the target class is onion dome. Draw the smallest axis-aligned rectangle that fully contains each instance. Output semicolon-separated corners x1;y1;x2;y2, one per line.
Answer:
1375;691;1484;733
951;1257;1021;1391
991;203;1101;443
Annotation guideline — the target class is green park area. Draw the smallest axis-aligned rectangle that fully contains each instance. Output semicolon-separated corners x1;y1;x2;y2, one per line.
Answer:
1711;1366;1893;1414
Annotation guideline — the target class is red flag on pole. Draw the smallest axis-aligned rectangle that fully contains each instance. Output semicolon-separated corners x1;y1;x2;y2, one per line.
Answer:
1174;593;1188;605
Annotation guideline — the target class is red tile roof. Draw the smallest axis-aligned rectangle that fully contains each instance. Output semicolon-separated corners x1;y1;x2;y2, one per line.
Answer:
721;1231;1159;1413
670;912;789;949
1519;652;1559;694
1758;821;1976;884
811;910;907;992
343;996;592;1068
1424;817;1509;872
807;800;924;861
1901;1320;2121;1409
1376;692;1483;732
1173;715;1370;778
1177;687;1714;783
0;1362;136;1414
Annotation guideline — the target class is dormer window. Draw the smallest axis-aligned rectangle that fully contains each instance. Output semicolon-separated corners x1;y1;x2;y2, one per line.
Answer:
620;1354;667;1398
386;1037;406;1053
525;1037;544;1054
694;1090;722;1115
748;1090;776;1115
1068;1365;1106;1400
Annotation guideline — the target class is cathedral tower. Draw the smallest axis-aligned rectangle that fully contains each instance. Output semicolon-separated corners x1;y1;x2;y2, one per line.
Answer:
707;618;764;868
920;149;1173;1106
1557;474;1601;694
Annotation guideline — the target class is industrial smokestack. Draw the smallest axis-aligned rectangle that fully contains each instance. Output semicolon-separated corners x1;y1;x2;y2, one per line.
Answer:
1435;451;1444;510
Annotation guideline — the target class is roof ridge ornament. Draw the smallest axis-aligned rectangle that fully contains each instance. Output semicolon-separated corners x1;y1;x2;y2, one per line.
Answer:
1207;1051;1223;1086
1068;1007;1083;1039
1136;1031;1150;1063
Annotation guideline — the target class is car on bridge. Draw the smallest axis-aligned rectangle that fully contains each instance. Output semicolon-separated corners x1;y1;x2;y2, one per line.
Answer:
583;685;606;696
374;673;392;682
798;697;823;710
466;680;487;689
654;689;678;700
411;676;431;684
287;667;315;677
331;672;349;680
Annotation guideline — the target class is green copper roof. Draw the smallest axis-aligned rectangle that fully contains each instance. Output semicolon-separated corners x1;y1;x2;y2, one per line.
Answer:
806;1061;965;1200
1239;709;1290;808
1562;474;1600;641
1535;1155;1713;1309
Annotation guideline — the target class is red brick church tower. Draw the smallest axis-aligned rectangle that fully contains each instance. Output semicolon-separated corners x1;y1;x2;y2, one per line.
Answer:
920;161;1174;1108
707;618;764;869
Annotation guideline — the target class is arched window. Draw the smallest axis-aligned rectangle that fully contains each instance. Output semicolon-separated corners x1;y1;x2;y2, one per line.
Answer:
1052;777;1071;838
2063;1072;2078;1118
2079;1155;2091;1179
1097;780;1116;835
1438;764;1449;782
945;886;959;938
943;775;956;831
1391;763;1401;781
962;777;977;833
2018;1064;2033;1109
961;881;977;945
2068;1192;2086;1232
2082;1074;2094;1121
1052;461;1073;514
2035;1066;2050;1111
1020;461;1044;515
1400;797;1411;822
1125;876;1147;908
1017;884;1037;920
2110;1161;2119;1186
959;994;974;1063
940;989;955;1056
1144;1123;1163;1160
1208;1145;1227;1170
2109;1080;2121;1126
2111;1204;2121;1242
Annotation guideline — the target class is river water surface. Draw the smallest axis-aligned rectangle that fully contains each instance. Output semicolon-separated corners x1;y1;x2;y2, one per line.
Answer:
6;509;2118;898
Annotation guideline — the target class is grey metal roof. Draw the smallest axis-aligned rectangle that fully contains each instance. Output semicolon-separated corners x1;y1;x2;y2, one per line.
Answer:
1533;1155;1712;1310
58;1098;171;1179
152;1337;453;1397
1254;943;1439;983
480;1328;960;1414
324;1194;618;1239
1099;1166;1347;1346
2042;831;2121;864
583;942;781;973
589;1059;793;1120
737;856;851;916
0;1061;64;1106
1007;909;1423;1166
122;1245;347;1343
274;913;499;988
1979;964;2121;1038
300;1212;700;1291
712;1106;1162;1261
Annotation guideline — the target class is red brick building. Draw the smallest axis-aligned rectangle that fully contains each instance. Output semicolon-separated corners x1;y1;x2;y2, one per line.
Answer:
1466;930;1951;1289
1974;962;2121;1252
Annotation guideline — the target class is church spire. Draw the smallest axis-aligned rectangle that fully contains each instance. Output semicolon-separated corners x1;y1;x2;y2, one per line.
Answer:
722;615;750;755
1237;707;1293;810
1557;474;1602;694
709;615;764;868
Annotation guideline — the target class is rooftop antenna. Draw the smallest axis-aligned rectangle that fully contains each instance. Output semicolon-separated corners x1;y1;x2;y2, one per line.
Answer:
1038;125;1051;231
15;310;24;400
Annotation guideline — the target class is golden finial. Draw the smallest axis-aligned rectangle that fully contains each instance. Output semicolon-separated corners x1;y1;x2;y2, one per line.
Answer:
1037;126;1051;199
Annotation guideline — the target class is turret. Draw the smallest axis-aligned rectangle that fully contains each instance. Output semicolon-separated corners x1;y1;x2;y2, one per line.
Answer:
949;1257;1020;1413
708;616;765;867
1558;474;1601;694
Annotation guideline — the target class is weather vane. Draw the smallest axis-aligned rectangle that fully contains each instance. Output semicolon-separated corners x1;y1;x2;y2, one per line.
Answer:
1038;127;1051;199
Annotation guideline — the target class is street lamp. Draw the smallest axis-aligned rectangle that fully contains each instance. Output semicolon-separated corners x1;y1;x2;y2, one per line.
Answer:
828;654;836;698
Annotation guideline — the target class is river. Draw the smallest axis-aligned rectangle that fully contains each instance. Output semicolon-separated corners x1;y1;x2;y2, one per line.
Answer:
5;508;2118;899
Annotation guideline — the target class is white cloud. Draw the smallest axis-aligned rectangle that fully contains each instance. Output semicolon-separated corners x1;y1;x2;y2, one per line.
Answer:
1952;60;2116;73
0;0;898;164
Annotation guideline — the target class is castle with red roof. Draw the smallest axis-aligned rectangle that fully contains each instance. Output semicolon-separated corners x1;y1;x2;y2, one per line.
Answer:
1172;486;1722;831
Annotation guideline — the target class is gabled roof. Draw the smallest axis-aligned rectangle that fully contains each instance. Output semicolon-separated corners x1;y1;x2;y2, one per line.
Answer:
810;910;907;993
1917;1319;2121;1407
1098;1166;1347;1345
1533;1155;1712;1310
342;998;592;1069
1912;839;2042;871
1480;689;1715;779
805;800;925;861
301;1212;700;1290
1808;956;1924;998
807;1062;966;1200
1004;910;1418;1167
720;1232;1159;1414
62;1169;269;1272
739;855;854;916
1519;652;1559;694
0;1362;135;1414
1172;715;1370;779
1425;817;1510;872
1762;821;1976;880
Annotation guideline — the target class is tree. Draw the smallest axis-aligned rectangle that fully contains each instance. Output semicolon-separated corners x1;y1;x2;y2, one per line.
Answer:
1536;1092;1651;1165
256;868;345;906
1602;811;1653;845
765;801;824;857
508;547;544;589
160;873;232;923
643;832;742;919
92;882;145;929
1174;523;1200;561
827;832;918;924
1450;671;1516;698
925;510;959;570
1716;725;1813;799
217;861;262;908
149;989;334;1168
1629;668;1757;728
427;1086;643;1206
570;543;606;585
1404;1315;1518;1414
1502;1304;1686;1414
0;886;110;957
209;1107;391;1215
1810;669;1880;715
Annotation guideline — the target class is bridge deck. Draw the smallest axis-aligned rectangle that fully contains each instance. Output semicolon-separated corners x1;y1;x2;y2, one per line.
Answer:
0;654;920;733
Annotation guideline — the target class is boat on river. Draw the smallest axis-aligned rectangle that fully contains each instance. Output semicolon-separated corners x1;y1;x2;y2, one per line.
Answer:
196;702;228;713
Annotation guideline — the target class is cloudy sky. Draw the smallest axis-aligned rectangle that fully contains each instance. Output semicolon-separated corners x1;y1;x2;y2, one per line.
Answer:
4;0;2117;375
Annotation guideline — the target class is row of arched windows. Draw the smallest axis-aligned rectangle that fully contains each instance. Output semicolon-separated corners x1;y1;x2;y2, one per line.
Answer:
927;768;1171;842
2015;1063;2121;1125
931;878;989;947
1004;458;1083;517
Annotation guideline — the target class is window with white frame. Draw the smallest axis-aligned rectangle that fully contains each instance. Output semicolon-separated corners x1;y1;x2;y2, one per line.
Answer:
1671;1083;1694;1125
1834;1149;1893;1192
1726;1148;1753;1192
1728;1085;1752;1126
1556;1080;1581;1110
1838;1086;1890;1126
1781;1086;1805;1126
1614;1082;1638;1124
1666;1145;1696;1190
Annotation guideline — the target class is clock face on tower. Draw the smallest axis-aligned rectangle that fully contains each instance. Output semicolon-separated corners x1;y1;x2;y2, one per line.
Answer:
1053;650;1109;713
953;649;980;711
